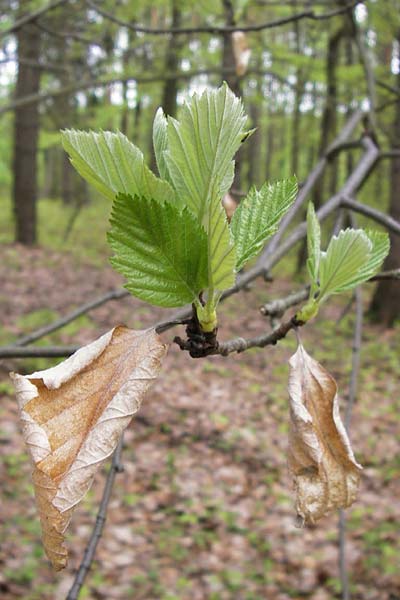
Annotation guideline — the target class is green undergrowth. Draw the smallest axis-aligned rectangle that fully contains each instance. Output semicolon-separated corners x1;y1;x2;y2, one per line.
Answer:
0;193;111;265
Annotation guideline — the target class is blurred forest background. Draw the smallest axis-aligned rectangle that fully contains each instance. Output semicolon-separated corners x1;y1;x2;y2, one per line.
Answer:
0;1;400;599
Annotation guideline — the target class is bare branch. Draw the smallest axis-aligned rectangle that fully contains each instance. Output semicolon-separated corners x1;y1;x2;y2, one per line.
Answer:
0;67;289;115
341;196;400;236
257;109;366;267
260;287;310;318
0;0;70;38
216;316;303;356
66;435;124;600
85;0;361;35
369;268;400;281
14;289;129;347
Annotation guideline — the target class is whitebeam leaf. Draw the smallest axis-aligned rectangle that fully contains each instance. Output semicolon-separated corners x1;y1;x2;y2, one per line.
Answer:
231;177;297;271
61;129;175;204
152;107;171;182
165;83;249;291
288;344;362;523
306;202;321;289
318;229;372;298
11;327;167;570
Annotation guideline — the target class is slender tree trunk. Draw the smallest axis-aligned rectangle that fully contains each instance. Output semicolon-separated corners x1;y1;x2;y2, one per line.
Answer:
222;0;243;197
247;100;261;187
370;41;400;325
13;21;41;245
161;0;182;118
312;26;344;207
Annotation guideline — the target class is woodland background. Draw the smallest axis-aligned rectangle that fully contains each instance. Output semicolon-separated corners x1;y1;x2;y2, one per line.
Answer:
0;1;399;599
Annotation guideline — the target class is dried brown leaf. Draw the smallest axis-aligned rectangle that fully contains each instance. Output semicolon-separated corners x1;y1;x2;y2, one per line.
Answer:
288;343;362;524
11;326;167;570
232;31;251;76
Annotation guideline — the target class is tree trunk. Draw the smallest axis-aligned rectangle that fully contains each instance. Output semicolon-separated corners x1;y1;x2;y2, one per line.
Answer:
222;0;243;197
13;21;41;245
369;46;400;325
161;0;182;118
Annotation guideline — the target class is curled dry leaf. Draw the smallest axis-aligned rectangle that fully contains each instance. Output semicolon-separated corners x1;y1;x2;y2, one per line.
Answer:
222;192;237;222
232;31;251;76
288;343;362;524
10;326;167;570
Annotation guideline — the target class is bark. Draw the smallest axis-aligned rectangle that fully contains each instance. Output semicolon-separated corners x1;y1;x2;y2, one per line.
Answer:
222;0;242;197
247;100;261;187
13;20;41;245
161;0;182;118
313;26;344;207
370;44;400;326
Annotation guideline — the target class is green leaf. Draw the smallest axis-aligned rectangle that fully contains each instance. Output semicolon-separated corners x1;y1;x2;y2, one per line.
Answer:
108;194;208;308
165;83;249;291
318;229;372;298
230;177;298;271
356;230;390;282
306;202;321;288
152;108;170;182
61;129;175;204
165;83;249;217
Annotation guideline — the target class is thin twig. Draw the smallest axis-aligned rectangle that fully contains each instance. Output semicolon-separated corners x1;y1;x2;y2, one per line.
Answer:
66;435;124;600
260;287;310;318
0;0;69;37
14;289;129;347
85;0;360;35
257;110;365;267
341;196;400;236
338;285;363;600
369;268;400;281
216;316;303;356
0;67;289;115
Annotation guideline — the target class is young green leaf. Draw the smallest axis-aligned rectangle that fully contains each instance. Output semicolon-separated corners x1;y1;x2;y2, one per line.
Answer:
318;229;372;299
230;177;298;271
152;108;171;182
108;194;208;308
165;83;249;216
355;230;390;283
61;129;175;204
306;202;321;291
165;84;249;293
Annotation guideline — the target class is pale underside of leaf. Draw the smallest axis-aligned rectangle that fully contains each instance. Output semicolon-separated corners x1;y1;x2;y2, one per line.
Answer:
165;84;248;291
306;202;321;286
108;194;209;307
152;107;171;183
61;129;175;204
11;327;167;570
318;229;372;298
288;344;362;524
355;229;390;283
231;177;298;271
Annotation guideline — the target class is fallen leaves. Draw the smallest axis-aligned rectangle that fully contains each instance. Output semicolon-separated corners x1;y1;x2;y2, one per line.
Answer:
288;343;362;524
11;326;167;570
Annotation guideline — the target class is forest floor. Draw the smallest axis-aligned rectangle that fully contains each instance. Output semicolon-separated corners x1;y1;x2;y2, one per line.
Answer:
0;206;399;600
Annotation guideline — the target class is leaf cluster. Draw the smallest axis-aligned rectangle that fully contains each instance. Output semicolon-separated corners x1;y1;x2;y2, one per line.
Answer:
62;83;297;329
297;203;390;322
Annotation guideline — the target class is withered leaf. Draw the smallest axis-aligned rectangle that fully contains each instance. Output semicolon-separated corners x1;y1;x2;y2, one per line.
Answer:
11;326;167;570
232;31;251;76
288;343;362;524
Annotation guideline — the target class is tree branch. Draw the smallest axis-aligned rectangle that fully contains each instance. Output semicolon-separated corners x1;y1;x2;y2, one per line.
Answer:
0;0;70;38
341;196;400;235
14;289;129;347
0;67;290;115
257;109;366;267
85;0;361;35
216;315;303;356
260;287;310;318
66;435;124;600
